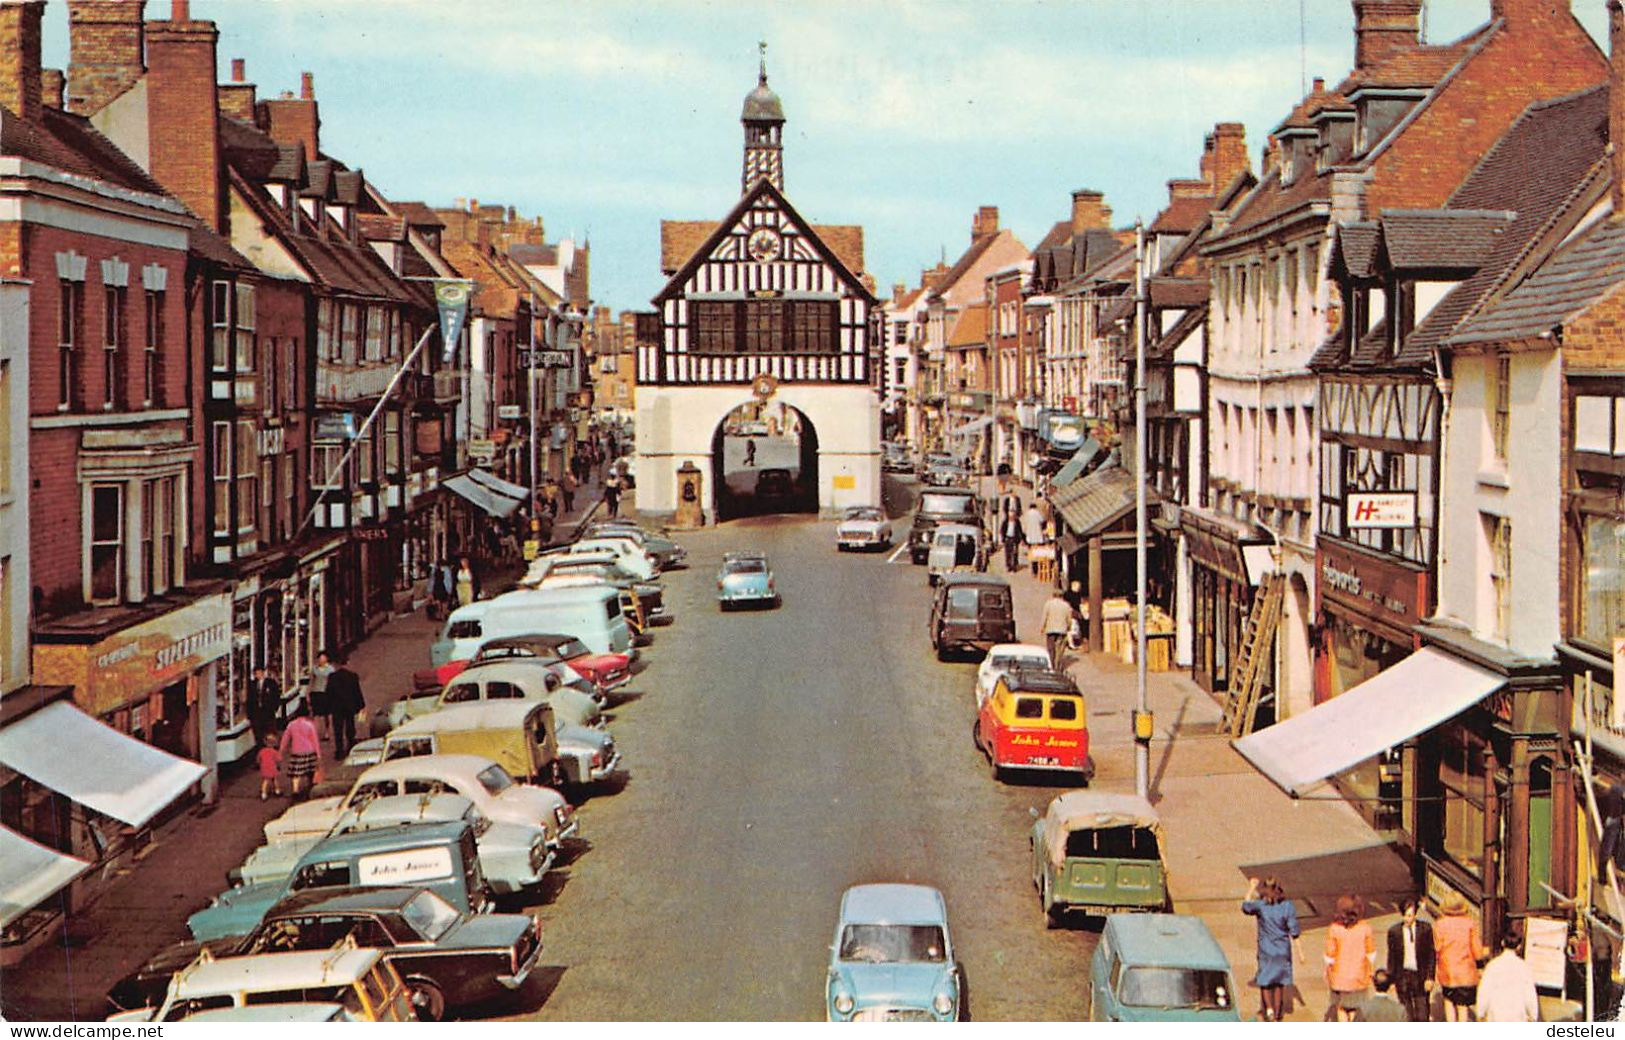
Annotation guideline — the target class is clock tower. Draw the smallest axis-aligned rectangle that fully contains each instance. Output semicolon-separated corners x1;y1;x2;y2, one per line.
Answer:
741;43;785;193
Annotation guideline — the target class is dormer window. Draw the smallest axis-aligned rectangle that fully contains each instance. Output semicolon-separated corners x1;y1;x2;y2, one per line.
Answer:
1351;87;1427;155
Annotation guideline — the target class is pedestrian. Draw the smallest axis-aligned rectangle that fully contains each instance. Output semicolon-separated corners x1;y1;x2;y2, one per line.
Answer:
456;556;479;606
429;557;453;620
1356;972;1408;1022
1475;927;1539;1022
1241;876;1301;1022
256;731;284;801
308;650;335;742
248;663;281;744
1022;501;1047;576
1000;508;1023;572
1433;893;1486;1022
325;656;365;761
1324;894;1375;1022
278;707;321;798
744;440;757;467
1063;579;1087;650
1041;589;1073;670
561;469;578;513
1385;896;1436;1022
604;472;623;518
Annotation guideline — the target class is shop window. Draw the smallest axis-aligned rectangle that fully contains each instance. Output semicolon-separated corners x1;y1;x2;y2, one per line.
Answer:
1527;757;1554;909
1437;725;1488;879
1581;514;1625;650
89;483;124;603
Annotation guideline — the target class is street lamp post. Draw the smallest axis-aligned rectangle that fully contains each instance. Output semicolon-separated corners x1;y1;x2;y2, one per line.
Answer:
1133;221;1151;801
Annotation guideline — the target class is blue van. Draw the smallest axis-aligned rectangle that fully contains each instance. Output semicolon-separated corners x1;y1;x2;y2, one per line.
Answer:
1088;914;1241;1022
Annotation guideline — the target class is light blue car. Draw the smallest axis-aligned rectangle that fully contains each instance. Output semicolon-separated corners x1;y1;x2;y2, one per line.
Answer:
716;551;779;610
826;884;962;1022
1087;914;1241;1022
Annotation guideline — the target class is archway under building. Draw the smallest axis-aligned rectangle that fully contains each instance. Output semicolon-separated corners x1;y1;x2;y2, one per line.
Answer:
711;401;819;521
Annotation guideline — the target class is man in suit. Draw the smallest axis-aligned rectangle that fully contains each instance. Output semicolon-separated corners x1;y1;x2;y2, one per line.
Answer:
324;657;366;761
1386;896;1436;1021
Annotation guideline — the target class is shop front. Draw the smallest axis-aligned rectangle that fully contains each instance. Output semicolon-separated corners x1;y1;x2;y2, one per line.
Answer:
1314;537;1429;833
1181;509;1269;696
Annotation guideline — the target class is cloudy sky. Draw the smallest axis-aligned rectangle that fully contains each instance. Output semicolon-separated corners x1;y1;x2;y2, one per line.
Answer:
44;1;1610;314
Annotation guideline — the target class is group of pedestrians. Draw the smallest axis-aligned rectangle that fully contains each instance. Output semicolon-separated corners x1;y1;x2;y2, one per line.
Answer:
248;649;369;802
1240;881;1540;1022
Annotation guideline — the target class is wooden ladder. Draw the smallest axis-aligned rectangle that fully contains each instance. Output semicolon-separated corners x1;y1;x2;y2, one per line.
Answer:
1222;571;1285;738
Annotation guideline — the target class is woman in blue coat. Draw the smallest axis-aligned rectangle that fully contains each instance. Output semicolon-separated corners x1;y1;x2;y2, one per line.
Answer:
1242;876;1302;1021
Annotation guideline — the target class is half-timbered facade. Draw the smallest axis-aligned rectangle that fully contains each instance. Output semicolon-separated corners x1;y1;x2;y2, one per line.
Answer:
636;67;879;519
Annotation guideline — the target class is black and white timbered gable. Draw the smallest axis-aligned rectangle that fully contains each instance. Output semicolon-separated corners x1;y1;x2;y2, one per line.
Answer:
644;178;876;388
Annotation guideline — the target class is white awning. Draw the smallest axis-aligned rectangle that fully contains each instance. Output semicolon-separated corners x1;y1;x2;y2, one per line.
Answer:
1234;647;1503;797
467;468;529;503
948;416;992;438
443;473;521;519
0;825;92;927
0;702;207;827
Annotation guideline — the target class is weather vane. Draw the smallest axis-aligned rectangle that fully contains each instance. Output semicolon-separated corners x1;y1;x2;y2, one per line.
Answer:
758;40;767;81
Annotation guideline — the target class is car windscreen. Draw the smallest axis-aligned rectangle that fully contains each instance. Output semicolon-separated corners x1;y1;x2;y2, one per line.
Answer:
990;653;1046;672
554;638;591;659
1064;825;1160;860
945;587;979;618
845;509;884;522
724;561;766;574
838;924;947;964
1117;967;1233;1012
400;889;460;943
476;763;515;796
919;493;975;516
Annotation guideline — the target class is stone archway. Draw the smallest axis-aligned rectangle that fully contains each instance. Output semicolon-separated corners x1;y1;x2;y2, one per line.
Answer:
710;401;819;522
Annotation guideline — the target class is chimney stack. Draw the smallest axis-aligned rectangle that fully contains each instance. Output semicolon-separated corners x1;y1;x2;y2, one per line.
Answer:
891;282;906;303
1611;0;1624;217
217;56;255;121
972;205;999;239
1167;178;1210;200
0;1;43;123
40;66;64;109
146;3;223;229
65;0;144;116
1210;122;1250;191
1070;189;1112;233
261;70;319;161
1352;0;1422;71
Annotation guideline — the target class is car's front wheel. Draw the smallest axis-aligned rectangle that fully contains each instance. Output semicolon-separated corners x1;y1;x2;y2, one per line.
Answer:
406;977;446;1022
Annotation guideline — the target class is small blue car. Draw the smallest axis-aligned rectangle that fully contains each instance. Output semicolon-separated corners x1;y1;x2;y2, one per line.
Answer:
716;551;778;610
1087;914;1241;1022
826;883;962;1022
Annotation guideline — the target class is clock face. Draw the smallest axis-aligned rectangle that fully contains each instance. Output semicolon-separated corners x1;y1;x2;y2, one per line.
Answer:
747;228;782;262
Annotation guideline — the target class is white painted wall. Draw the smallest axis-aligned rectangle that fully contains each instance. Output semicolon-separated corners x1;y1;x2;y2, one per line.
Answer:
634;384;881;519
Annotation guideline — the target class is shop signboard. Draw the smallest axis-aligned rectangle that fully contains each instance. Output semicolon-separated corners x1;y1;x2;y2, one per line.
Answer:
1346;492;1416;530
32;593;231;716
497;404;522;421
1318;539;1427;640
468;439;497;463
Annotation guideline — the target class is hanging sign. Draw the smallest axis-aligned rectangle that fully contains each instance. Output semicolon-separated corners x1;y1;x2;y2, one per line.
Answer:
433;279;473;363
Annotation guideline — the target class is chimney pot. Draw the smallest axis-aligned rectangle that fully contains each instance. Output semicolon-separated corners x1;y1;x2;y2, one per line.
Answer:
170;0;187;19
231;57;244;81
300;70;314;99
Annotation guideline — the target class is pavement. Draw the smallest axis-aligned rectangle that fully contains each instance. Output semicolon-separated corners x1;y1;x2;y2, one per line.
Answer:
982;476;1418;1022
0;468;616;1023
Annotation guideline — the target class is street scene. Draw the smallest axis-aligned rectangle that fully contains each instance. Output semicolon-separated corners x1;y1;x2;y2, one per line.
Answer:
2;0;1625;1027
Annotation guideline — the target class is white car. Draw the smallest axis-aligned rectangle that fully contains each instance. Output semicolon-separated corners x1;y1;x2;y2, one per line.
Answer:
975;643;1053;706
264;754;576;847
835;507;893;551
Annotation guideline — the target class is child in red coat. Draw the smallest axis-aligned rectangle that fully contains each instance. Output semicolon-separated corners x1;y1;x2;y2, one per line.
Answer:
256;732;283;801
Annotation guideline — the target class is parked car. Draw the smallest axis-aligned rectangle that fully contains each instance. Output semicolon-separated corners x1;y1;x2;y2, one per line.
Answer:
430;586;635;665
579;523;687;570
835;507;893;551
928;573;1014;660
924;464;971;487
384;703;620;791
975;644;1052;706
754;467;796;501
265;754;576;848
107;939;416;1023
1029;790;1170;925
462;633;634;690
188;819;490;942
111;888;539;1023
926;522;986;585
908;486;981;564
230;792;551;896
542;537;658;580
1088;915;1240;1022
716;551;779;610
429;658;604;728
825;884;962;1022
975;669;1090;782
179;1004;357;1022
529;555;668;623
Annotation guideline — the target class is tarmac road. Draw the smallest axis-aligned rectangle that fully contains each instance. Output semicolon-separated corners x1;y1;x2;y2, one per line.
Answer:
521;503;1098;1021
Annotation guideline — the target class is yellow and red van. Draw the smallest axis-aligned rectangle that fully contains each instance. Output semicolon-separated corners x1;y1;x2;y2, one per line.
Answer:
975;670;1090;782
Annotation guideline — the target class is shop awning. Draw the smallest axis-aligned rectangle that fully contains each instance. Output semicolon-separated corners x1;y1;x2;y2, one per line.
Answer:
1050;462;1140;538
1050;438;1102;489
0;825;92;927
0;702;207;828
467;468;529;503
1233;647;1504;797
948;416;992;439
443;473;522;519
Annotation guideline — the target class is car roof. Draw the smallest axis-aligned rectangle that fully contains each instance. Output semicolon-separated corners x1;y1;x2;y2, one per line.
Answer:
493;586;615;607
1000;669;1080;695
839;883;947;926
183;1003;348;1022
1104;915;1230;971
343;793;472;827
723;550;767;561
940;573;1009;589
392;698;550;733
988;643;1050;658
920;485;974;495
357;753;496;785
447;658;557;682
172;945;384;996
264;885;429;918
477;634;574;653
933;523;981;536
296;819;469;862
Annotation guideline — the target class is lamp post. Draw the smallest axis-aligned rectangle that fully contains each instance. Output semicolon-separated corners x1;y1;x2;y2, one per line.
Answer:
1133;221;1151;801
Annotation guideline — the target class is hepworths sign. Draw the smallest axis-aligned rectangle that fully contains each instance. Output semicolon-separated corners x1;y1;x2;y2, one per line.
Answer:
1346;492;1415;529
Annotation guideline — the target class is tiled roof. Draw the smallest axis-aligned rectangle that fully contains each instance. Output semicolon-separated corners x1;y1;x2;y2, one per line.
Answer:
268;144;304;183
819;225;865;276
945;302;987;347
1346;38;1475;90
1380;209;1514;269
1402;84;1609;362
1035;220;1071;252
189;221;254;270
390;201;445;230
301;160;332;199
1150;277;1208;309
1336;222;1382;279
928;233;1000;302
1449;218;1625;345
1149;194;1214;234
658;219;864;278
1209;164;1333;248
0;104;168;195
509;242;560;266
357;212;406;242
332;169;363;207
441;239;520;316
1055;240;1134;298
1050;463;1141;537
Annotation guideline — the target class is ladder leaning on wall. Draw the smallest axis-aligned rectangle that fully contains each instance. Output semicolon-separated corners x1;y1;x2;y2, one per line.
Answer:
1221;571;1285;738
